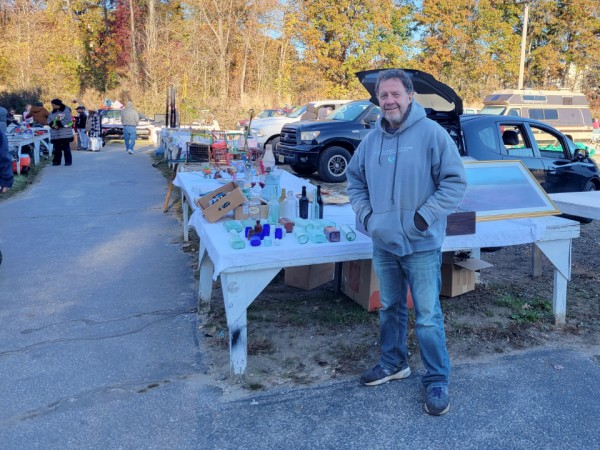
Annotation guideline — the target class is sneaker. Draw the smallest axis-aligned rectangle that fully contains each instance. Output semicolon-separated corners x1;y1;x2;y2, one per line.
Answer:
424;386;450;416
127;149;133;155
360;364;411;386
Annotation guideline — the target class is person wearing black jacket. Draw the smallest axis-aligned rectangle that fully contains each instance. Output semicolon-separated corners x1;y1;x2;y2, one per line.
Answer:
74;106;89;151
47;98;74;166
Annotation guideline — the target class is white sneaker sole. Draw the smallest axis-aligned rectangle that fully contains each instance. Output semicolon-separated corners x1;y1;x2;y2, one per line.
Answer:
424;402;450;416
363;367;411;386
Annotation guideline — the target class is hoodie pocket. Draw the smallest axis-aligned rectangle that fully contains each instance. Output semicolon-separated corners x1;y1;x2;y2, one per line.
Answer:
368;208;428;248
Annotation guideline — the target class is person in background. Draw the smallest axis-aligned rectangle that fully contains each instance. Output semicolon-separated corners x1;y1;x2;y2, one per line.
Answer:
30;101;50;126
120;101;139;155
86;110;102;150
300;103;317;121
593;118;599;129
347;69;467;416
0;127;13;193
22;104;33;124
74;106;89;151
47;98;74;166
0;107;7;134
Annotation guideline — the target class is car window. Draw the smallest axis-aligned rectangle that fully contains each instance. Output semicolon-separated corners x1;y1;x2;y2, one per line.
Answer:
327;102;370;121
480;106;506;115
500;125;534;157
467;123;500;155
287;105;306;118
528;124;568;160
507;108;521;117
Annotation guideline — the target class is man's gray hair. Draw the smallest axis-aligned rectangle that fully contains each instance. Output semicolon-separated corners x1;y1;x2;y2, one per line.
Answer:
375;69;414;96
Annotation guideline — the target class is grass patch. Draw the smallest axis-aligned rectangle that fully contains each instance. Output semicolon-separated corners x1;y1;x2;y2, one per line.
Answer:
495;293;551;324
0;159;49;201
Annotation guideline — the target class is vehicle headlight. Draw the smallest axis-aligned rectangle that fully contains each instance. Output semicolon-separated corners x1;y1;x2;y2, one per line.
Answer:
300;131;320;142
251;128;264;137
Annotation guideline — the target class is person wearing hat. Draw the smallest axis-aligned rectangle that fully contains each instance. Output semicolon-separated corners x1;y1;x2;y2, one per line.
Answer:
120;101;140;154
74;105;89;151
29;101;50;126
47;98;74;166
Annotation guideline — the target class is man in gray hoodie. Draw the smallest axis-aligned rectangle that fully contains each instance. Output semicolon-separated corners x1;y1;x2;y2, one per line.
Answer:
347;69;467;416
120;101;140;155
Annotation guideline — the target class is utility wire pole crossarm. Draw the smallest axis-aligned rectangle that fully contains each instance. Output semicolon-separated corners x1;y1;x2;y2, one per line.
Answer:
516;0;532;90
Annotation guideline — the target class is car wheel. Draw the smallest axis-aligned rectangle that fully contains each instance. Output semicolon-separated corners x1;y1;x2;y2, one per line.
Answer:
290;165;315;176
318;146;352;183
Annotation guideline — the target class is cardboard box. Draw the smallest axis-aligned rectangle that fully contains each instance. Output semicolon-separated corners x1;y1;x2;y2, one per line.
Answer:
440;252;493;297
195;182;246;223
234;199;268;220
341;259;414;312
284;263;335;291
341;259;381;311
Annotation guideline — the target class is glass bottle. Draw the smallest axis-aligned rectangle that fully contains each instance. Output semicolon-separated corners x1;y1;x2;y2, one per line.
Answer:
229;230;245;249
340;224;356;241
254;220;263;236
307;228;326;243
268;192;280;224
299;186;309;219
316;185;324;219
285;190;297;218
294;227;308;244
311;188;319;219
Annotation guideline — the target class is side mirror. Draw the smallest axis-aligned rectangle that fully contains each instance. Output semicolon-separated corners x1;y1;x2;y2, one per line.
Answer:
363;113;380;125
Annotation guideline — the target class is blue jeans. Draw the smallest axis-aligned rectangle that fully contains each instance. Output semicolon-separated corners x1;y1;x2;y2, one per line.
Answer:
123;125;137;151
77;129;89;150
373;246;450;388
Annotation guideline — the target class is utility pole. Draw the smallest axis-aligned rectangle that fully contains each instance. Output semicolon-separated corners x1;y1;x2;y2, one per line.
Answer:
517;0;532;90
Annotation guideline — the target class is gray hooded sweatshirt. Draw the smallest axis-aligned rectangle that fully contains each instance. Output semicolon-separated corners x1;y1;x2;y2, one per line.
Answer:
346;101;467;257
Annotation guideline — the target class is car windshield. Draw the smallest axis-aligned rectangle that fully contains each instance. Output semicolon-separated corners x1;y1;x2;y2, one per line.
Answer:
480;106;506;115
327;101;371;121
287;105;306;119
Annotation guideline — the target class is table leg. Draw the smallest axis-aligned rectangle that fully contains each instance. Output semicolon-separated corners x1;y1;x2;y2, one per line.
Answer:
198;243;214;308
33;140;41;164
221;268;281;377
534;239;572;325
182;191;189;242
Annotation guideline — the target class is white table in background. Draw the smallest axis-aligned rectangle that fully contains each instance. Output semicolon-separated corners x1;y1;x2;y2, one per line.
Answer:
7;133;45;173
549;191;600;220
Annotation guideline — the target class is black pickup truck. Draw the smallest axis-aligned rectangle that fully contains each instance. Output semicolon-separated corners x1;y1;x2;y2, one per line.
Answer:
275;100;381;182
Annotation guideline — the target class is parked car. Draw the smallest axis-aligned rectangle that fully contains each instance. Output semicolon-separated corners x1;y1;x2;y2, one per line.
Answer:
249;100;351;152
276;100;381;182
280;68;599;201
236;109;287;130
98;108;156;142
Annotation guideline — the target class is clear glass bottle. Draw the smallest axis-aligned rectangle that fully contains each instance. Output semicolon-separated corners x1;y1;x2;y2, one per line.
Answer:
340;224;356;241
316;185;324;219
294;227;308;244
285;190;297;218
268;192;280;224
248;196;261;220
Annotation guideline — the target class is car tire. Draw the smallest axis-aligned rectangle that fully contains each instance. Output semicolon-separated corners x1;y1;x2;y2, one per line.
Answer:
318;146;352;183
290;165;315;176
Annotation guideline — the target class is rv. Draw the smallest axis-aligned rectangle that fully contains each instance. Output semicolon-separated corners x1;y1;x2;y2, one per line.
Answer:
480;89;593;143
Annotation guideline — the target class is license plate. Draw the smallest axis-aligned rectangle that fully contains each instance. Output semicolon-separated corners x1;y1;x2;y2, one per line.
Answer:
278;154;285;163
